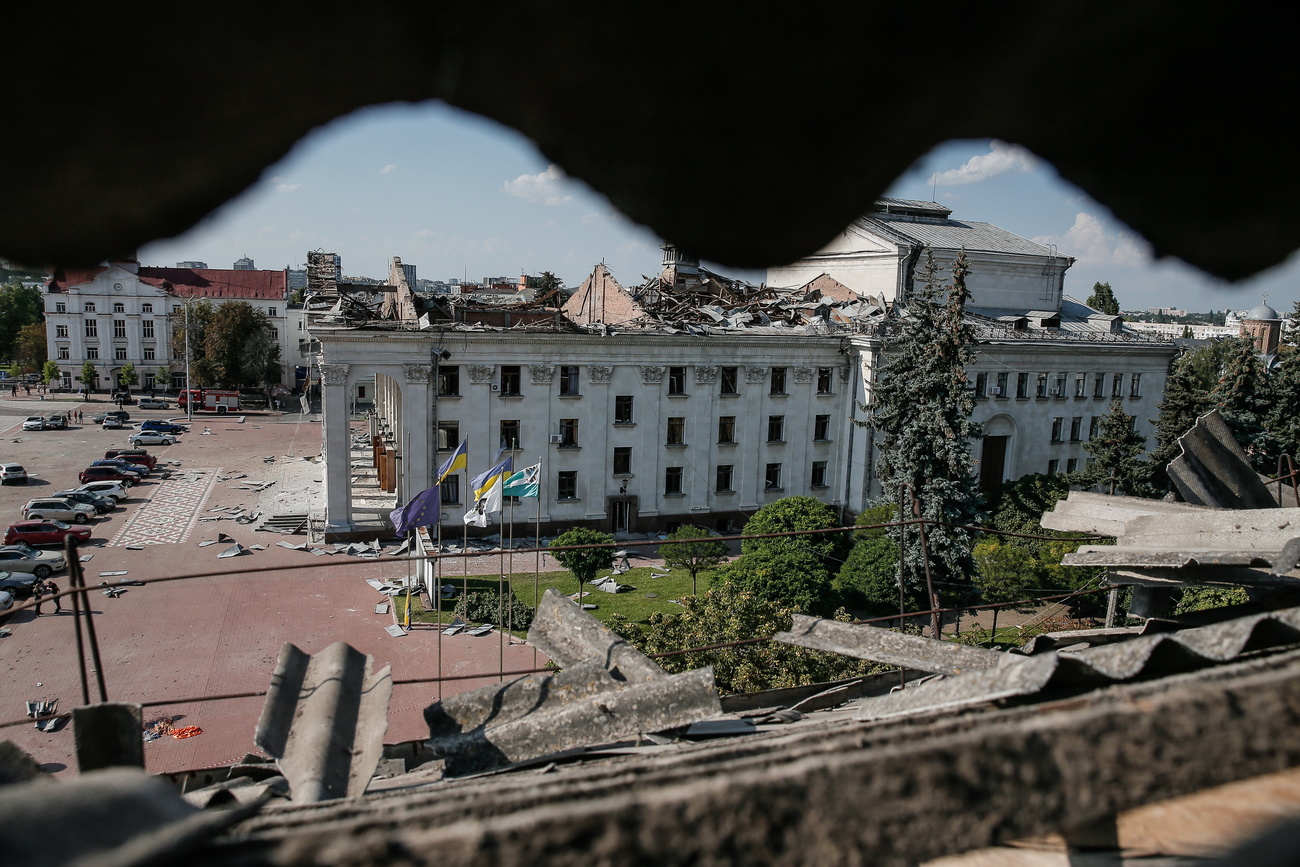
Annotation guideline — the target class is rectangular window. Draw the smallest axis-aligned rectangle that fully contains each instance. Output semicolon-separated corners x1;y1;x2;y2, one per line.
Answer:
115;347;127;360
84;302;95;313
500;419;520;451
1089;416;1100;440
614;395;634;424
143;374;154;390
996;371;1009;397
1017;372;1030;399
113;320;126;339
720;366;738;395
1036;373;1048;398
665;466;683;495
58;347;69;360
437;420;459;450
55;325;68;338
770;366;787;395
666;417;685;445
1051;417;1064;442
438;366;459;396
268;307;277;318
811;460;828;488
1067;458;1079;474
113;303;125;313
557;471;577;499
142;320;154;338
974;372;988;398
1053;372;1067;397
765;462;782;490
1070;417;1082;441
668;366;687;395
55;302;66;313
767;415;785;442
560;418;578;447
501;365;521;395
141;303;152;314
718;416;736;444
357;386;367;399
1130;373;1142;397
1047;459;1060;476
559;365;580;396
143;348;155;361
86;347;99;360
814;414;831;441
1074;373;1087;397
1112;373;1124;397
614;447;632;475
441;476;460;505
715;464;734;492
1093;373;1105;398
816;367;834;394
85;319;97;338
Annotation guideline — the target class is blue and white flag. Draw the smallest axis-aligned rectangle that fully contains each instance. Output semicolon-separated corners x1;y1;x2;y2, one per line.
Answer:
502;462;540;498
389;485;440;536
464;456;513;527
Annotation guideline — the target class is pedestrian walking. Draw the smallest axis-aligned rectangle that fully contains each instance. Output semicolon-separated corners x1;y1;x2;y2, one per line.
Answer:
32;582;43;616
43;580;61;614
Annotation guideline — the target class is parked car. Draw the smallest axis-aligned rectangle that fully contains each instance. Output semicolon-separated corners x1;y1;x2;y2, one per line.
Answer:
22;416;45;431
91;458;151;477
45;413;68;429
137;398;169;410
0;464;27;485
22;498;96;524
0;571;37;596
78;466;140;486
0;589;12;615
92;410;131;424
53;490;115;514
101;416;124;429
5;520;93;546
0;545;65;578
103;449;156;469
126;431;177;446
76;481;128;503
140;420;186;434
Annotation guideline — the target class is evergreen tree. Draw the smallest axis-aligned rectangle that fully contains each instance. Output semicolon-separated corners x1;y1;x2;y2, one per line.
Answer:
871;250;984;634
1076;397;1151;495
1085;281;1120;315
1149;348;1215;485
1287;300;1300;349
1211;335;1273;469
1265;348;1300;461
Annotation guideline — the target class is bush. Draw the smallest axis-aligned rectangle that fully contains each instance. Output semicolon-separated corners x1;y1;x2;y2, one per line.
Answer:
550;527;616;585
454;587;535;631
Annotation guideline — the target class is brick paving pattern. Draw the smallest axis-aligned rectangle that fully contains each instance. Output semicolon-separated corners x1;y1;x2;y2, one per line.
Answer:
107;467;222;547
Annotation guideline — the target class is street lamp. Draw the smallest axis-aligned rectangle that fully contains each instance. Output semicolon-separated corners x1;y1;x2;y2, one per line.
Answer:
184;298;193;423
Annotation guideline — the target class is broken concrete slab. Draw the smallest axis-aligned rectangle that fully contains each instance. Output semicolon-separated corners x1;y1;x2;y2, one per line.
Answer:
529;589;665;683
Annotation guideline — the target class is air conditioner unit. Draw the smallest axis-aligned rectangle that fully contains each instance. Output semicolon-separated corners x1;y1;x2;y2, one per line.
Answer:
1050;387;1063;397
990;386;1003;396
549;434;564;444
491;384;500;391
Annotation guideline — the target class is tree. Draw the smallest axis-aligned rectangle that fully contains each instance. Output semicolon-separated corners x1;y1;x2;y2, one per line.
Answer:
738;495;849;568
203;301;283;388
871;250;984;635
15;322;46;373
170;299;216;386
1076;397;1152;495
0;283;42;360
154;367;173;390
41;360;60;385
1211;335;1273;469
1150;347;1216;485
971;539;1040;644
1085;281;1120;315
661;524;728;596
118;361;139;391
834;504;910;617
79;360;97;392
550;527;616;589
1265;350;1300;461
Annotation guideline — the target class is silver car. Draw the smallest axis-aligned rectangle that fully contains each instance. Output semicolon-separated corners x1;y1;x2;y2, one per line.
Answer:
0;546;65;579
22;498;96;524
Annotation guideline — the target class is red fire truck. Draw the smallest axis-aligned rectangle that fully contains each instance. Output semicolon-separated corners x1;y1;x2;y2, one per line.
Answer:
177;388;241;413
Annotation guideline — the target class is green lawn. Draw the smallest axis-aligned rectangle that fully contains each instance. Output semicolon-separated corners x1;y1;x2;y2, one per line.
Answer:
391;565;703;631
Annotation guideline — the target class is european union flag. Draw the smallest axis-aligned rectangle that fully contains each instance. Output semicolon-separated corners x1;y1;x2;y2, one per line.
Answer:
389;485;441;536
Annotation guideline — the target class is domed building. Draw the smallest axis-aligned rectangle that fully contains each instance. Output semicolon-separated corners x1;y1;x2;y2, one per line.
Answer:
1240;300;1282;354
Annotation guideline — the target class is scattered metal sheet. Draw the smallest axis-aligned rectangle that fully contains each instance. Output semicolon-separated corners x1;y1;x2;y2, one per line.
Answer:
424;660;720;776
276;541;310;550
775;615;1010;676
365;579;385;591
217;543;248;559
467;624;494;637
98;571;127;577
26;699;60;733
124;544;144;551
444;618;467;636
529;589;666;683
254;642;392;802
197;540;217;548
78;553;92;563
1168;410;1277;509
374;603;389;615
384;624;406;637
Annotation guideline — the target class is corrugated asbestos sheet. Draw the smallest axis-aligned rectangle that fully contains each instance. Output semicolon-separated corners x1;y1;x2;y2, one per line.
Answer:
1167;409;1279;509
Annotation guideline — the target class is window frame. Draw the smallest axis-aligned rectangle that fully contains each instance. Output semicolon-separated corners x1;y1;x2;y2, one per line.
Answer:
559;364;580;396
715;464;734;493
811;460;828;488
438;366;460;397
720;366;739;395
764;462;783;491
769;366;787;395
666;417;685;446
667;366;687;396
557;470;578;500
767;414;785;443
85;319;98;338
613;446;632;476
816;367;833;395
718;415;736;444
614;394;634;424
437;420;460;451
814;414;831;441
559;418;579;447
500;365;521;396
500;419;520;451
664;466;684;496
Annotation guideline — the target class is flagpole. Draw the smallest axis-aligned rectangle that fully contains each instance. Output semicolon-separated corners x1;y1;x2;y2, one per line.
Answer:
534;455;542;672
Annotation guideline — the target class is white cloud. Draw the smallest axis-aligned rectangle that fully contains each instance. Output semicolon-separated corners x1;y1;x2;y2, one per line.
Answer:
1033;212;1151;267
267;175;301;193
503;164;572;206
932;140;1036;187
380;164;396;174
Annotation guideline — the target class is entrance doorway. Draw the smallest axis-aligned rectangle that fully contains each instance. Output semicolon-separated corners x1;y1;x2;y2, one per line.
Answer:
980;436;1009;492
608;496;637;534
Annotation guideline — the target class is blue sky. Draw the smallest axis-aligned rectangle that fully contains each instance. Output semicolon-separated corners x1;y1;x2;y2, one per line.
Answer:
141;103;1298;315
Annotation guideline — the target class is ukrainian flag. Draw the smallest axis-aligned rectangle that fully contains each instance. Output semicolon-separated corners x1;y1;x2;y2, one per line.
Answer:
437;438;468;484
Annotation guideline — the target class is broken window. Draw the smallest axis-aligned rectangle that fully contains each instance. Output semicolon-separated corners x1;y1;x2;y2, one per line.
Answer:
559;365;580;396
438;366;459;396
1130;373;1142;397
715;464;734;492
770;367;787;395
500;419;520;450
501;365;521;396
1017;372;1029;398
668;366;687;395
814;414;831;441
1070;417;1082;441
614;395;634;424
1053;373;1067;396
667;417;685;445
767;415;785;442
1051;417;1063;442
557;471;577;499
816;367;833;394
614;447;632;475
811;460;828;488
560;418;578;447
720;366;739;395
1093;373;1105;398
1112;373;1123;397
440;475;460;505
438;420;459;450
718;416;736;444
765;462;782;490
974;372;987;398
996;372;1009;397
1036;373;1048;398
665;466;683;495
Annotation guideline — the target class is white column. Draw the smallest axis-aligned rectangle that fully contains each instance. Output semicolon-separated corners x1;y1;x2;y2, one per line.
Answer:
320;361;353;532
401;364;433;501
